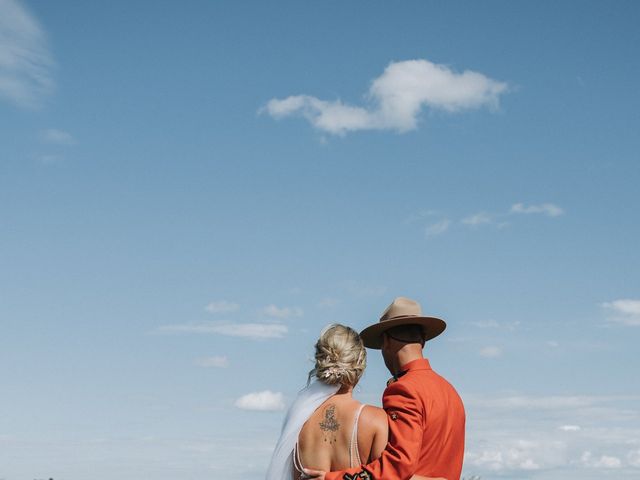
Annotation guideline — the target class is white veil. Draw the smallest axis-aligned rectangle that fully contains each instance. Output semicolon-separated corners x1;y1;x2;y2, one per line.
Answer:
265;378;339;480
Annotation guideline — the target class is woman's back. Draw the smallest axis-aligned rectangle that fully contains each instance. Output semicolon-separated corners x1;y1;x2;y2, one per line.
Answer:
295;393;387;476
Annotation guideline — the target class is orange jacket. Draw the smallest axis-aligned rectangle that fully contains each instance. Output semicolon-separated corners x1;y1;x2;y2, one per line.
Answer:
325;358;465;480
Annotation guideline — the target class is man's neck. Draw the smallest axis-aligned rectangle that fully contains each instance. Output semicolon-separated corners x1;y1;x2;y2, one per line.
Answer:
394;344;424;374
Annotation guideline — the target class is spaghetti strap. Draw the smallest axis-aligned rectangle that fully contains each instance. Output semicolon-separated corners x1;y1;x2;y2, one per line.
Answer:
293;440;305;475
349;403;367;467
295;402;367;476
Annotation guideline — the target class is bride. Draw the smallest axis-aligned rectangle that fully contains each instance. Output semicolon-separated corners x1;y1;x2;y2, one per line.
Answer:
266;324;444;480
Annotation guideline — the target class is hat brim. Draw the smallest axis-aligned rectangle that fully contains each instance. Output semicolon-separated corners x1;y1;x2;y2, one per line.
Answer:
359;315;446;349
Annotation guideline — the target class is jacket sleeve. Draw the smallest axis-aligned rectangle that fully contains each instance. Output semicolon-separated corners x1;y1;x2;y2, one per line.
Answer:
325;381;423;480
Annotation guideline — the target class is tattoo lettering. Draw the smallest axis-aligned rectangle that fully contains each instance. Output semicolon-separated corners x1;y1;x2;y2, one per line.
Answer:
319;404;340;443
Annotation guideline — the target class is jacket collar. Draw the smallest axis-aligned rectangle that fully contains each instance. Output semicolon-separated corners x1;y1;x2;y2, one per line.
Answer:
400;357;432;373
387;358;431;386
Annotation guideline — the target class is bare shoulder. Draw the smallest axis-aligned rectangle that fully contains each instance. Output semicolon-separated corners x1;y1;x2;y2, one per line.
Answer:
358;404;388;432
358;404;389;459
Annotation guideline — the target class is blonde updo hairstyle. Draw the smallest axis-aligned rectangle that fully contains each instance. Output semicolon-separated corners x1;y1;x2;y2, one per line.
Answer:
311;324;367;387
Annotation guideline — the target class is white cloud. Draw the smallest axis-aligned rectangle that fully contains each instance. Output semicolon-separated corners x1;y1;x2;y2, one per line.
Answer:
425;219;451;238
602;299;640;326
418;202;563;240
404;209;440;224
465;439;558;472
469;319;500;328
262;304;303;319
479;346;502;358
40;128;75;145
467;318;519;331
559;425;581;432
580;451;621;469
194;355;229;368
157;321;287;340
0;0;54;107
462;393;640;478
510;203;564;217
262;59;508;135
234;390;285;411
462;212;493;227
603;299;640;316
205;300;240;314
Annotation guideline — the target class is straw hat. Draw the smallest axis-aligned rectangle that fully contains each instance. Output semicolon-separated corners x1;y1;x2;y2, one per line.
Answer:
359;296;446;349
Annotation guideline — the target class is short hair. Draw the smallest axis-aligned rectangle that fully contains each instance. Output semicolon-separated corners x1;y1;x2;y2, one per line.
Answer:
311;324;367;387
386;324;425;344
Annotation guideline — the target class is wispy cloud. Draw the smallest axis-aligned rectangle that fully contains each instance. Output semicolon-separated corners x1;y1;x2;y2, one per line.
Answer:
462;391;640;479
262;59;508;135
628;449;640;467
414;202;564;239
205;300;240;314
469;319;500;328
234;390;285;411
479;346;502;358
510;203;564;217
559;425;581;432
580;451;622;469
404;209;440;224
36;128;76;165
40;128;75;145
465;438;550;472
261;304;303;319
0;0;54;108
602;299;640;326
425;218;451;238
469;319;520;331
157;321;287;340
194;355;229;368
461;212;493;227
462;203;563;228
463;393;640;477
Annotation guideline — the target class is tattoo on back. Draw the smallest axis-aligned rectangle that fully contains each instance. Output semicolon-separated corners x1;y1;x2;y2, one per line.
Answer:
319;404;340;443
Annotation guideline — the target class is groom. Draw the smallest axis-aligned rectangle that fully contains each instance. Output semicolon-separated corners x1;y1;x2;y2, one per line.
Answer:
304;297;465;480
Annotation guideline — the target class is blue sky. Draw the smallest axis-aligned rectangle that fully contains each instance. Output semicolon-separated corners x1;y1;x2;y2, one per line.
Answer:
1;1;639;479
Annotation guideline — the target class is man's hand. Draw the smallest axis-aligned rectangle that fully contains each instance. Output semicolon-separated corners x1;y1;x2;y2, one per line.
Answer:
302;470;445;480
304;469;375;480
302;468;326;479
